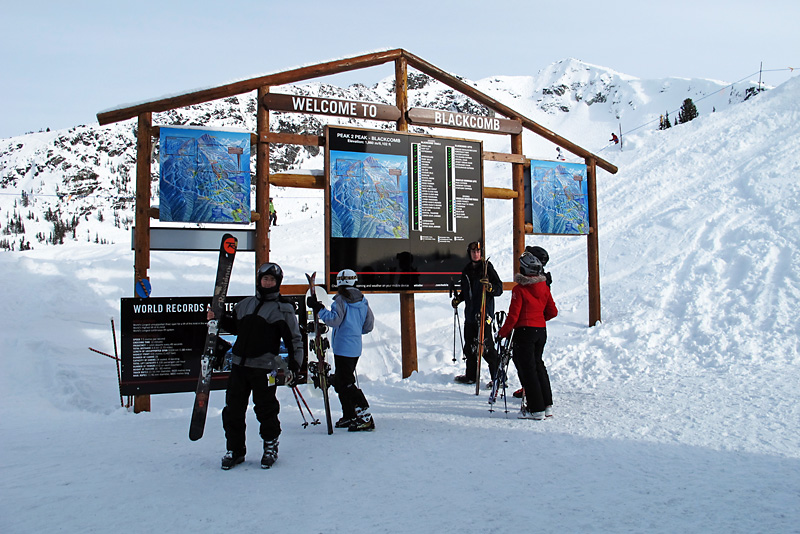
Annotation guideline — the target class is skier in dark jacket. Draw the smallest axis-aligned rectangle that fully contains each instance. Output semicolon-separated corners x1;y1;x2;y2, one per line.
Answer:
307;269;375;431
209;262;303;470
497;252;558;420
451;240;503;385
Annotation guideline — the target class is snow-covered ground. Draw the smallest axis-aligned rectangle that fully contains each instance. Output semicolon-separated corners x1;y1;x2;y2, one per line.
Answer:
2;77;799;533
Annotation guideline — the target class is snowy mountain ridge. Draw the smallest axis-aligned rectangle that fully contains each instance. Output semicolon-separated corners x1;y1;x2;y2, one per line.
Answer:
0;58;763;251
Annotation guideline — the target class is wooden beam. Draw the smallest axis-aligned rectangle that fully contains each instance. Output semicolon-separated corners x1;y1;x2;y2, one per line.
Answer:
484;186;517;200
264;132;324;146
586;157;601;326
396;56;417;379
256;86;270;268
400;50;617;175
511;133;525;277
97;49;403;126
270;173;325;189
133;112;152;414
483;151;528;164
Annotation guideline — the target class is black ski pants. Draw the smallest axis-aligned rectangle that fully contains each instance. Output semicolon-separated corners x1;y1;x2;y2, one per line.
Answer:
462;322;499;382
222;364;280;455
333;355;368;419
511;326;552;413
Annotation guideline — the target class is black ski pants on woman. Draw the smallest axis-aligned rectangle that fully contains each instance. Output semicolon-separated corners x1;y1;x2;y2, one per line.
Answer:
511;326;552;413
222;364;280;456
333;355;368;419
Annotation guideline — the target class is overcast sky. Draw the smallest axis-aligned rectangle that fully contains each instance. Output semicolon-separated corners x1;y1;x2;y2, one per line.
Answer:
2;0;797;138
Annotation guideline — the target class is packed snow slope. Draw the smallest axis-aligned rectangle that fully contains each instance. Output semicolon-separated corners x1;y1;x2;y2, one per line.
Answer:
1;78;799;533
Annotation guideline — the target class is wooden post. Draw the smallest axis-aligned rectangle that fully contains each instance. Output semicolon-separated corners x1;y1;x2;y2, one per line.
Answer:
133;112;152;413
586;157;601;326
256;86;271;268
395;57;417;378
510;133;525;275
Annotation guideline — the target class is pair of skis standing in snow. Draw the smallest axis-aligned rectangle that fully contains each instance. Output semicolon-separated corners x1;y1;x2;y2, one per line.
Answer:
189;234;374;471
451;241;558;420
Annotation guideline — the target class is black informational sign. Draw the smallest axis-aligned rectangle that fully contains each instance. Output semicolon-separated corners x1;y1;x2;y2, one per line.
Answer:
325;125;484;292
120;295;307;395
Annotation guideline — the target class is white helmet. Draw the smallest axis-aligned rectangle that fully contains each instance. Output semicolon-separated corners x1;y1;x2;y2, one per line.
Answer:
336;269;358;287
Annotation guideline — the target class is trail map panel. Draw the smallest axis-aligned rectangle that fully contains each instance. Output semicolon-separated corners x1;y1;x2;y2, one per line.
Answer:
159;126;251;223
326;126;483;292
524;160;589;235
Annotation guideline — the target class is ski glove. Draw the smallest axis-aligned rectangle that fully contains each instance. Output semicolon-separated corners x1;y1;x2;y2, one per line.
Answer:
451;297;460;309
285;370;298;388
480;278;493;293
306;295;324;313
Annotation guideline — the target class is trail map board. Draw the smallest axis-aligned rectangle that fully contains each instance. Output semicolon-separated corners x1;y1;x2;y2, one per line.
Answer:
325;125;483;292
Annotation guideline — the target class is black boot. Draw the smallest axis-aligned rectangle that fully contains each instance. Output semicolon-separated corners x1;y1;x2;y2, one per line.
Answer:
261;439;278;469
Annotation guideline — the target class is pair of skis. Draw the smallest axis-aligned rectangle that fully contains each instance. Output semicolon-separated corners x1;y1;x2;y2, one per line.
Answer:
189;234;238;441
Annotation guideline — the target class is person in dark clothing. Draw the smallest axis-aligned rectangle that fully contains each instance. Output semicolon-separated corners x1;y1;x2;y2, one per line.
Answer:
497;252;558;420
451;240;503;386
308;269;375;431
209;262;303;470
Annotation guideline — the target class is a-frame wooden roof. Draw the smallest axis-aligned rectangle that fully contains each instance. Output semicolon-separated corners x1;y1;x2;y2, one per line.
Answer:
97;48;617;174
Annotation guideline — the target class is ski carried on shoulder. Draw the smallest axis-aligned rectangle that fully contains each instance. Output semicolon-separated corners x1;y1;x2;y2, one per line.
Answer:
475;255;490;395
306;272;334;435
189;233;238;441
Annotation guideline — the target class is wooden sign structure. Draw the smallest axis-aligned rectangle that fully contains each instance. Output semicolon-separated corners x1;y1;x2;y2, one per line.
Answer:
97;48;617;411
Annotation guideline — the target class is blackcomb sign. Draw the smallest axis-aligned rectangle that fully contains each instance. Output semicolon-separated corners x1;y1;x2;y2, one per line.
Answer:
406;108;522;135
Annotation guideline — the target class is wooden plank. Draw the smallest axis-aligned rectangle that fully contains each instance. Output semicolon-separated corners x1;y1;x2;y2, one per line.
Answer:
264;93;400;121
511;133;525;276
484;186;517;199
263;132;324;146
483;151;528;164
586;157;601;326
97;49;403;126
401;50;618;175
407;108;522;135
270;173;325;189
133;112;152;414
256;86;270;268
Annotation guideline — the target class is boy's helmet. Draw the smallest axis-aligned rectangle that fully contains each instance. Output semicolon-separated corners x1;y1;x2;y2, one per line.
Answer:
525;245;549;267
519;252;543;276
256;262;283;293
467;240;482;258
336;269;358;287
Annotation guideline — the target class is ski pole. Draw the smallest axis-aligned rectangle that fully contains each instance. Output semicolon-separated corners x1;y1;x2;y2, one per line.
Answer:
292;386;320;426
111;318;123;408
291;386;310;428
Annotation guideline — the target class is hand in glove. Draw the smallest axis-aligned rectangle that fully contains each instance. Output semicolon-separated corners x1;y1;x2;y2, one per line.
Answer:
451;297;460;309
306;295;324;313
285;370;297;388
480;278;493;293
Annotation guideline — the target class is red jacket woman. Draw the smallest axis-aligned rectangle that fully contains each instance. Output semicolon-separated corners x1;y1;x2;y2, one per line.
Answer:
497;252;558;420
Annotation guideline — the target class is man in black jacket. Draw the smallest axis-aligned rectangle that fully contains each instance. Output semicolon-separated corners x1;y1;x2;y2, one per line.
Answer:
451;241;503;385
209;262;303;470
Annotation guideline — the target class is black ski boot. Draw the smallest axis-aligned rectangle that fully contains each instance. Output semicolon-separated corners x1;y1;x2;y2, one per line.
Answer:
221;450;245;470
348;407;375;432
335;416;354;428
261;439;278;469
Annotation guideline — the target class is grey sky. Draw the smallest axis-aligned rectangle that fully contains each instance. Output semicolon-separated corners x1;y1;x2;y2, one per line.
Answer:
2;0;797;138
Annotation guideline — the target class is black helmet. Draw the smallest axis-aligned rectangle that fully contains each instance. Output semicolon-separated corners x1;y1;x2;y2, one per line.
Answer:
525;245;549;266
256;262;283;296
519;252;543;276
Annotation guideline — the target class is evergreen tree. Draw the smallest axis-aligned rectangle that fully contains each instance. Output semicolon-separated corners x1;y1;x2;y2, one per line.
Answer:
678;98;699;124
664;111;672;129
